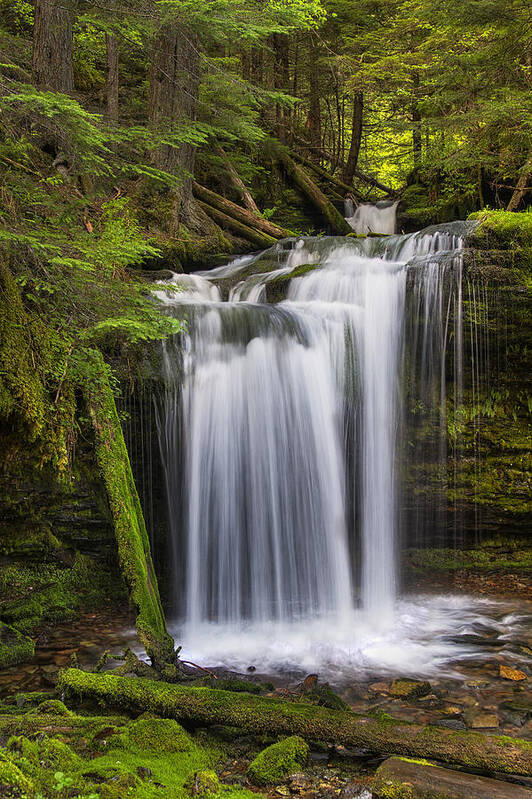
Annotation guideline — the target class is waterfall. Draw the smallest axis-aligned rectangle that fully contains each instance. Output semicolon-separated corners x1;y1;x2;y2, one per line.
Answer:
345;200;398;235
151;224;472;674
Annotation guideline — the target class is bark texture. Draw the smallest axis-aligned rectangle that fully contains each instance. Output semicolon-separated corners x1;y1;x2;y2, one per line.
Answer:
340;92;363;187
32;0;74;92
105;34;119;123
148;23;200;220
58;670;532;777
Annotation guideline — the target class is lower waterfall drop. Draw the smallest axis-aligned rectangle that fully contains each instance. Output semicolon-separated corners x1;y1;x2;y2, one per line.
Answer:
154;224;476;677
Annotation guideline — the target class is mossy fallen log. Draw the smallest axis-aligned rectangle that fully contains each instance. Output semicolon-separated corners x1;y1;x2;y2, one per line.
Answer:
193;183;294;239
58;670;532;776
197;200;278;249
276;149;352;235
83;353;174;668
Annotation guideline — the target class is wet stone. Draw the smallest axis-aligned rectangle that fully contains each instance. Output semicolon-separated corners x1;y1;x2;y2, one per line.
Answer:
389;679;431;699
465;709;499;729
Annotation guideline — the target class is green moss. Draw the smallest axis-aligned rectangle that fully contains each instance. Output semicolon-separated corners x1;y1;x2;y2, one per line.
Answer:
83;350;174;667
0;622;34;668
127;718;193;753
467;210;532;283
0;749;36;799
29;699;71;717
185;769;220;797
0;554;121;635
303;683;350;711
247;736;309;785
405;538;532;575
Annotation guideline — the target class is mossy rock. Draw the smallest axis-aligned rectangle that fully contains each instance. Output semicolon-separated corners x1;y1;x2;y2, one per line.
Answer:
128;717;194;753
247;736;309;786
304;683;350;711
0;622;34;669
0;750;36;799
389;680;432;699
186;769;220;797
29;699;72;717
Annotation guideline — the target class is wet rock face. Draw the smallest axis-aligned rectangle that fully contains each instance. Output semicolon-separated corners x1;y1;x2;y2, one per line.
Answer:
373;756;532;799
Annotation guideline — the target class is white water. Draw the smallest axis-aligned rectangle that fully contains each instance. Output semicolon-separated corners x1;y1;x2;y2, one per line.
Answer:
154;224;497;677
345;199;398;235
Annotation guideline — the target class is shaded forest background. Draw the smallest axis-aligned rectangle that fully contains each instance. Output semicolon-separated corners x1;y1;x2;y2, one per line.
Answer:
0;0;531;477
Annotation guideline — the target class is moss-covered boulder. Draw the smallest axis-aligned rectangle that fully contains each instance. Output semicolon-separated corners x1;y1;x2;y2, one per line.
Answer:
466;210;532;282
247;736;309;786
0;621;34;668
0;749;36;799
186;769;220;797
127;717;193;753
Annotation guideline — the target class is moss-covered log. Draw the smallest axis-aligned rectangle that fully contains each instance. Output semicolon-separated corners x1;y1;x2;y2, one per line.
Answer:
197;200;278;248
276;150;352;235
193;183;294;239
58;670;532;776
83;353;174;667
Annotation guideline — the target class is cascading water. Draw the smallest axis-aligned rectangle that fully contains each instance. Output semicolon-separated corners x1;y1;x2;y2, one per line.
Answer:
344;198;399;234
144;223;529;679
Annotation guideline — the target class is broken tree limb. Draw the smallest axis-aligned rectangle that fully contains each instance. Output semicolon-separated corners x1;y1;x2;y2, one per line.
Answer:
292;151;363;199
193;183;294;239
197;200;277;249
276;149;352;235
216;146;261;216
292;140;399;197
58;670;532;777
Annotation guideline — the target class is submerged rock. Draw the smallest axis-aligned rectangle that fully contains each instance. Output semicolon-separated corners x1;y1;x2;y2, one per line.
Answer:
389;679;431;699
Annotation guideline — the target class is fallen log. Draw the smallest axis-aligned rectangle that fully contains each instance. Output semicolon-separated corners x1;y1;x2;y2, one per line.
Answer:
193;182;294;239
276;150;352;235
374;756;531;799
197;200;277;249
292;151;364;199
58;670;532;777
216;146;261;216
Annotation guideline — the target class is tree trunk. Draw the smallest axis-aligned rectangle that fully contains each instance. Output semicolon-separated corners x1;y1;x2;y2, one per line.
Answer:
196;201;277;249
105;34;119;123
193;182;294;238
412;71;422;166
507;149;532;211
340;92;363;187
148;22;200;222
32;0;74;92
273;33;290;142
216;146;261;215
277;149;352;234
59;670;532;777
306;37;321;162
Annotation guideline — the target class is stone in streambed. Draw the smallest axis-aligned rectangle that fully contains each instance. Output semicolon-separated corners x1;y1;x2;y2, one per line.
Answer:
500;664;527;681
247;736;309;786
373;756;531;799
464;708;499;729
389;679;431;699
